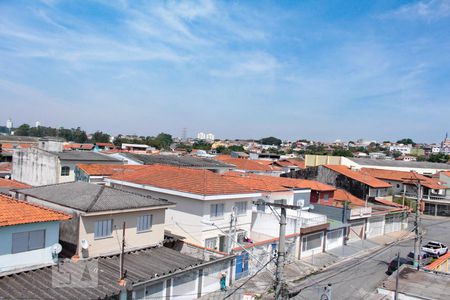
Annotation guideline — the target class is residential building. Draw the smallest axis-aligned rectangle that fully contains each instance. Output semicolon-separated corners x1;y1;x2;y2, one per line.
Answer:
0;162;11;178
0;194;70;274
105;165;261;252
12;139;121;186
197;132;206;140
272;158;305;173
389;144;412;154
63;143;94;151
75;164;147;184
14;182;175;258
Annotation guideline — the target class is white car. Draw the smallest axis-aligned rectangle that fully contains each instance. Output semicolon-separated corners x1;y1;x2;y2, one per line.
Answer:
422;241;448;257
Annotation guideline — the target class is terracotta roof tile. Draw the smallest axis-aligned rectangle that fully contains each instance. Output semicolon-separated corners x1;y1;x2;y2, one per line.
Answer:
215;156;281;172
0;163;12;172
222;172;336;192
323;165;392;188
0;178;30;189
333;189;366;206
0;194;71;227
360;168;448;190
77;164;147;176
109;164;258;196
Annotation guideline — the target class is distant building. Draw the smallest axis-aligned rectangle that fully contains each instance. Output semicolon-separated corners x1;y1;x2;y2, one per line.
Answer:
206;133;215;142
197;132;206;140
389;144;411;154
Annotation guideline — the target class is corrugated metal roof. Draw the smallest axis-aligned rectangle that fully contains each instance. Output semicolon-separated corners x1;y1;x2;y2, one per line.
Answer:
348;157;450;170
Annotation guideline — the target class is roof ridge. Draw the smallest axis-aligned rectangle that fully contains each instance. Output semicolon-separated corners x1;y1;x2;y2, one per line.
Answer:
86;185;106;212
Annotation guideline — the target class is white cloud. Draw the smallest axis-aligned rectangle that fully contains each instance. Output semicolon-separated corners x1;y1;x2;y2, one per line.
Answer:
382;0;450;20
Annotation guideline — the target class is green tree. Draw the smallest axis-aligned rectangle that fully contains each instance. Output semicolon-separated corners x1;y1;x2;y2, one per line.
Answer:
15;124;30;136
91;131;110;143
332;148;354;157
428;153;449;163
392;151;402;158
397;138;415;146
193;140;212;150
260;136;282;146
154;133;173;150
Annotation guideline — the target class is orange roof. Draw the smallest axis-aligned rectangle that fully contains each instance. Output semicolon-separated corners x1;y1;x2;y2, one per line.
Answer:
222;172;336;192
275;159;305;168
0;163;11;172
0;143;32;150
215;156;281;172
323;165;392;188
0;194;71;227
77;164;146;176
109;164;257;196
372;198;404;208
361;168;448;190
0;178;30;189
333;189;366;206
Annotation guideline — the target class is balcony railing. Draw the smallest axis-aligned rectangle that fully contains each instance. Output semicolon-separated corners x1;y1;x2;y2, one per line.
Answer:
399;193;450;202
349;206;372;219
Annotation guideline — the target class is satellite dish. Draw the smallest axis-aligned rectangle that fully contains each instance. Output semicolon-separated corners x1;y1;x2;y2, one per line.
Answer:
51;243;62;254
81;239;90;250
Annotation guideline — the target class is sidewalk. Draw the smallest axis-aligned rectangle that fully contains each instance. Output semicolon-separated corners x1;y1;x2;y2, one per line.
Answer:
201;230;414;299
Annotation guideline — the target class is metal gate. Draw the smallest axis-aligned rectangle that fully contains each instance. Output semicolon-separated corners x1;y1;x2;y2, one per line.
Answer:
348;221;365;242
235;252;249;280
367;216;384;238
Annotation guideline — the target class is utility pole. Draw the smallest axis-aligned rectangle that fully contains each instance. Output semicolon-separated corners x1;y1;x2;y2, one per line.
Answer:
395;251;400;300
275;206;287;300
119;221;126;281
413;179;422;269
227;210;235;253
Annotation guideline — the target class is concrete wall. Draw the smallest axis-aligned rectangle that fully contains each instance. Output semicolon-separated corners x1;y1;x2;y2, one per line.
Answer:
313;204;348;223
0;221;60;273
108;183;254;249
78;209;166;258
440;173;450;188
305;155;342;167
12;148;59;186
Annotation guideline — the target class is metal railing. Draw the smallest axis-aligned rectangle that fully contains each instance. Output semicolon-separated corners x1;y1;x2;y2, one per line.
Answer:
400;193;450;201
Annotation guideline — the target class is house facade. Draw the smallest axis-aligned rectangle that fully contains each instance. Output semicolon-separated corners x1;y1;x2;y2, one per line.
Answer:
14;181;174;258
0;194;70;274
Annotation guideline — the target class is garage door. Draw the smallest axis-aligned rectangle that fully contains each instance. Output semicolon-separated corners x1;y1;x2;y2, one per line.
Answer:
172;271;197;299
348;221;365;242
326;229;344;251
301;232;324;258
367;216;384;238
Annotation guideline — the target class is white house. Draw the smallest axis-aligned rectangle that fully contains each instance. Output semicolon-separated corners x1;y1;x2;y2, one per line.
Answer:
105;165;261;252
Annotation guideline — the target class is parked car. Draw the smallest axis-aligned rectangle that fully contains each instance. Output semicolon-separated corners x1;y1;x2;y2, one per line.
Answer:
386;257;412;275
406;251;433;266
422;241;448;257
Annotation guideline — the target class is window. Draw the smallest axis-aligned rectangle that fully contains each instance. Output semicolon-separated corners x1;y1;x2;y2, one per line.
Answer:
323;194;329;202
61;166;70;176
94;219;113;238
12;230;45;253
302;233;323;252
137;215;152;232
205;237;217;249
210;203;224;218
235;202;247;215
257;201;266;212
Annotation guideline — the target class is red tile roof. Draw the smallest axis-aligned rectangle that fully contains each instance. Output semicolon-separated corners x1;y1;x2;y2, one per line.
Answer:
323;165;392;188
77;164;147;176
0;163;12;172
333;189;366;206
0;194;71;227
64;143;94;150
215;156;281;172
109;164;258;196
274;159;305;168
0;178;31;189
222;172;336;192
360;168;448;190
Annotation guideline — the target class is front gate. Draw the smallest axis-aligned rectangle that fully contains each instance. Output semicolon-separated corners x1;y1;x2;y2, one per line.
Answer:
235;252;249;280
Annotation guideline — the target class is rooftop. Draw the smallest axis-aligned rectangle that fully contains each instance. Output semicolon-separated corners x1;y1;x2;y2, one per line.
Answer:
0;246;203;299
215;156;281;172
323;165;392;188
53;151;121;162
76;163;147;176
360;168;448;190
15;181;174;213
118;153;234;169
348;157;450;170
0;136;40;143
0;178;30;189
223;172;336;192
378;267;450;299
333;188;366;207
108;164;259;197
0;194;70;227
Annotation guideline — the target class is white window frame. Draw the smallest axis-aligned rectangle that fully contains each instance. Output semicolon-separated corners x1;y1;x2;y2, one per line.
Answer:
205;237;217;250
137;214;152;233
235;201;247;216
210;203;224;219
94;219;113;239
11;229;46;254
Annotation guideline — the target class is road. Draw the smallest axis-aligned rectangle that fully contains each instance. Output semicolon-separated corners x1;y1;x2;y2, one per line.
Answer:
290;216;450;300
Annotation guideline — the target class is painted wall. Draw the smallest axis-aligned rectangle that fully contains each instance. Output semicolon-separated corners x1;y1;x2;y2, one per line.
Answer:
78;209;166;258
108;183;254;249
0;221;60;273
12;148;59;186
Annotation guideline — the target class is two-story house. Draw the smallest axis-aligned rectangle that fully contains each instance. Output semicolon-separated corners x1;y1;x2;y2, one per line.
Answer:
14;181;175;258
0;194;70;274
105;164;261;252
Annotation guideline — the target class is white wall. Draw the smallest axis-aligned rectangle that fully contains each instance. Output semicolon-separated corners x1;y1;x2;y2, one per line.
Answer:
12;148;59;186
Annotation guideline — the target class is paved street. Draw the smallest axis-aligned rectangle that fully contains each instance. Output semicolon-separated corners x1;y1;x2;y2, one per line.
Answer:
290;216;450;300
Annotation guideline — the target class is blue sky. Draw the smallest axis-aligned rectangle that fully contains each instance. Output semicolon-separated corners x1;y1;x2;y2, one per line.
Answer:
1;0;449;142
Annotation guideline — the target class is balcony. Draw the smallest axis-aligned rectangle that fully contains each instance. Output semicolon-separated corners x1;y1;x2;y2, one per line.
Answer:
349;206;372;219
399;193;450;203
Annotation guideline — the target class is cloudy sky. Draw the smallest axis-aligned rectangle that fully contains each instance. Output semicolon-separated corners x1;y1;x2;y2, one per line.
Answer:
1;0;449;142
